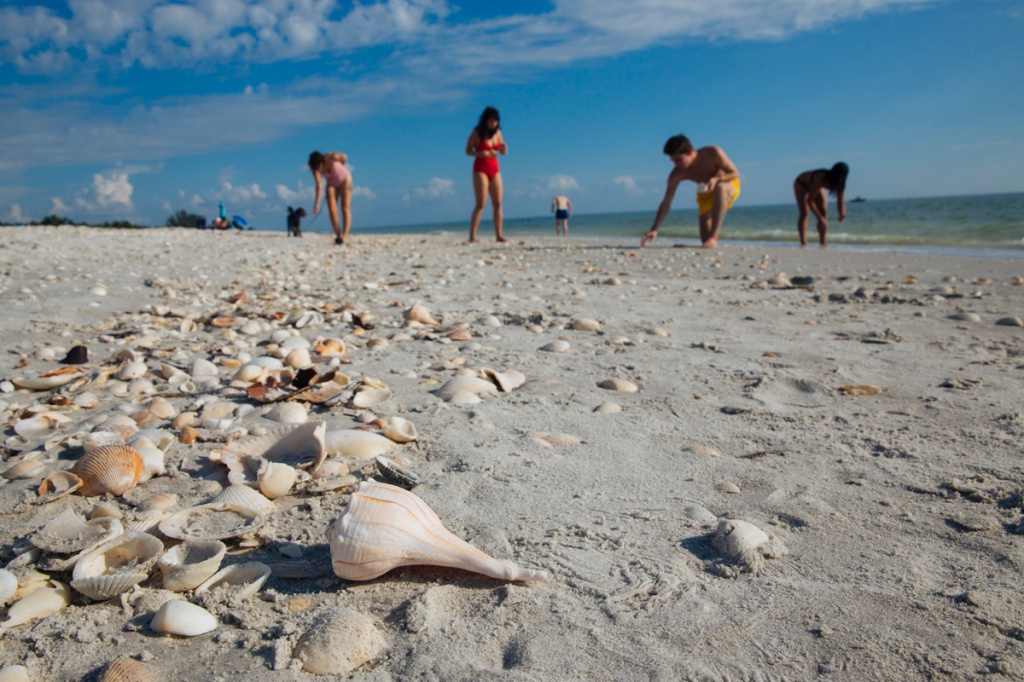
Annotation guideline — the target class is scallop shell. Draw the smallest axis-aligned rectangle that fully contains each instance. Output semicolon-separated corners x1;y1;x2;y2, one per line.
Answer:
540;340;570;353
158;540;227;592
30;509;124;555
381;417;417;443
210;484;277;515
0;569;17;606
435;375;500;401
151;599;218;637
99;657;156;682
447;391;481;406
96;413;139;440
1;580;71;630
194;561;271;599
403;302;439;325
138;492;178;512
293;607;387;675
122;509;172;535
84;430;126;453
147;397;178;420
115;361;148;381
327;480;549;582
598;378;638;393
71;531;163;601
324;429;394;460
257;462;297;500
70;444;144;497
158;503;266;541
264;402;308;425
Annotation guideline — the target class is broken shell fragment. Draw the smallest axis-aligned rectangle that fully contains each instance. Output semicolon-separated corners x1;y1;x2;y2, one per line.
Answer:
210;485;277;515
0;569;17;606
194;561;271;599
324;429;394;460
327;480;549;582
403;302;439;325
150;599;218;637
478;368;526;392
31;509;123;556
1;580;71;630
382;417;417;443
158;540;227;592
158;503;266;541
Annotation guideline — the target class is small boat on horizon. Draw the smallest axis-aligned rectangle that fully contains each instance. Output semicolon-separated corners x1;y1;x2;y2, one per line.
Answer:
851;196;867;203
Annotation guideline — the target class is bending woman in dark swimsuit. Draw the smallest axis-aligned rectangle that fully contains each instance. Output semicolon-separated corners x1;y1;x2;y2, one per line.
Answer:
466;106;508;243
793;162;848;246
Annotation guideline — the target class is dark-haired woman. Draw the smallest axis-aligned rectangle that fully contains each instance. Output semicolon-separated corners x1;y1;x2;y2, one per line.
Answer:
308;150;352;245
466;107;507;243
794;162;848;246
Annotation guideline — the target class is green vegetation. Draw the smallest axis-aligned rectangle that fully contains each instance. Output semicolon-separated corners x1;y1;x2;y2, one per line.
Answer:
166;209;202;228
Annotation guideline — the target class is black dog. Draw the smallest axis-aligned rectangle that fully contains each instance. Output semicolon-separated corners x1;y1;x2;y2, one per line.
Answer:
286;206;307;237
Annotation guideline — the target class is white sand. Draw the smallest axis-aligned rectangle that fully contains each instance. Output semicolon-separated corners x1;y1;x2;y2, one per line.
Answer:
1;226;1023;680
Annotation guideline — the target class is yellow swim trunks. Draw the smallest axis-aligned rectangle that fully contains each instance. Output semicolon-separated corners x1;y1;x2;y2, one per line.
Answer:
696;178;741;215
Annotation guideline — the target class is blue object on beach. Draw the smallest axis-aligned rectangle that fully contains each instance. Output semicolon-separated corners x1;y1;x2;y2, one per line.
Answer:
231;215;250;230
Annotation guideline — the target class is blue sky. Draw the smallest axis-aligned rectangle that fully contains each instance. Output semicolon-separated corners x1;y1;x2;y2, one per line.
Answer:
1;0;1021;229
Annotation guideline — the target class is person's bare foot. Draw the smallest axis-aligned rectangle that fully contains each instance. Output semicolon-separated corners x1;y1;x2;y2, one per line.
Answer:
702;238;718;249
468;238;479;244
496;236;508;243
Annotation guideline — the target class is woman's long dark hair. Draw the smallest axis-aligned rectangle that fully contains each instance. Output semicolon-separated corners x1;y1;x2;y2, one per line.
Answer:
475;106;501;140
826;162;849;196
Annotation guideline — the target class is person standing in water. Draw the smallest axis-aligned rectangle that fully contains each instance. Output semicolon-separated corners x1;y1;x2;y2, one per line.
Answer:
640;135;740;249
308;150;352;245
466;106;508;243
551;195;572;235
793;162;849;247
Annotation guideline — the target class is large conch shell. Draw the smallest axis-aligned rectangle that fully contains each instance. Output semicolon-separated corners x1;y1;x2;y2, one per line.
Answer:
326;480;549;582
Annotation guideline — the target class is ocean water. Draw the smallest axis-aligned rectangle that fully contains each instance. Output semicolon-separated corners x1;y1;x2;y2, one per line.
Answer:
327;192;1024;258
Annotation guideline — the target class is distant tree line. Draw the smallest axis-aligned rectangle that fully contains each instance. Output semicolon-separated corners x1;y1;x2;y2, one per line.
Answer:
0;209;205;228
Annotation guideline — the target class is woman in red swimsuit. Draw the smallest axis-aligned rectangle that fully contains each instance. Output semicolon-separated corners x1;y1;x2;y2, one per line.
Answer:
466;106;508;243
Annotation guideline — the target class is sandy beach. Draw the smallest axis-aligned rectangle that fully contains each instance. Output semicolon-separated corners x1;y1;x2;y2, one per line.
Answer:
1;226;1023;680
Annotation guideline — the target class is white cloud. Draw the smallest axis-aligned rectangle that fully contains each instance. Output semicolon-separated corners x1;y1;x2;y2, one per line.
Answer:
615;175;641;194
547;174;580;192
92;170;133;207
50;197;70;214
353;185;377;200
221;181;267;202
8;203;26;223
415;177;455;198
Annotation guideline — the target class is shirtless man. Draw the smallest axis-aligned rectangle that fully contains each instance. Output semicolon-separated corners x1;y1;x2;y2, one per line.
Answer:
551;195;572;235
640;135;740;249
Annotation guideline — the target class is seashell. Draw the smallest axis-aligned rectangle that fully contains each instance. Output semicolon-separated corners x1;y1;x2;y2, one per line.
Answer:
529;432;583;448
71;444;144;497
838;384;882;396
71;531;164;600
540;340;570;353
448;328;472;341
12;367;86;391
570;318;600;331
231;363;268;387
284;347;312;368
382;417;417;443
179;425;198;444
478;368;525;392
99;657;156;682
194;561;271;599
312;459;349;479
0;569;17;606
257;462;297;499
151;599;218;637
190;358;219;378
72;391;100;409
995;316;1024;327
36;470;86;502
84;430;126;453
435;375;500;401
314;338;346;356
96;413;139;440
138;492;178;512
159;503;266;541
593;401;622;413
404;302;439;325
767;273;791;286
294;310;324;328
447;390;481;406
374;456;422;490
115;361;148;381
158;540;227;592
324;429;394;460
219;420;326;471
1;580;71;630
2;459;46;480
598;378;638;393
350;386;392;409
122;509;171;535
31;509;123;555
200;401;238;420
306;473;359;495
210;485;277;515
90;501;123;520
264;402;308;425
327;480;549;582
147;396;177;420
14;412;71;438
293;607;387;675
0;666;31;682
